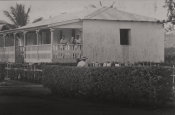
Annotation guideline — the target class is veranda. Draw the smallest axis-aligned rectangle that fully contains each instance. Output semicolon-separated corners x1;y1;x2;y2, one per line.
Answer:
0;27;83;64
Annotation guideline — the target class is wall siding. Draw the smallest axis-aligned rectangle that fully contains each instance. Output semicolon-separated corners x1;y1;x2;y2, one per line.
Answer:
83;20;164;63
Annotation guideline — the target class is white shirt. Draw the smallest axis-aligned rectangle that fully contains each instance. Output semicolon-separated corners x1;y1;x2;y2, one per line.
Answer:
77;60;87;67
115;63;120;67
106;63;111;67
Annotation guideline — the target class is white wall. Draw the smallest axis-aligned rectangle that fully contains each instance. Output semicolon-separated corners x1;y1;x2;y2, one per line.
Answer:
83;20;164;63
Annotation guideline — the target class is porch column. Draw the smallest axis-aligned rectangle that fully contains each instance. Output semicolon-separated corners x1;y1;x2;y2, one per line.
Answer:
36;30;40;45
36;30;40;60
3;34;6;62
13;33;16;46
3;34;6;48
13;33;16;63
50;28;55;62
23;31;27;59
79;29;83;56
23;31;27;47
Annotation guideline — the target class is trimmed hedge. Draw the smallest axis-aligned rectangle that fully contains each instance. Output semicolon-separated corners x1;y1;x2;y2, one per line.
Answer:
6;64;43;83
0;63;6;81
43;66;174;106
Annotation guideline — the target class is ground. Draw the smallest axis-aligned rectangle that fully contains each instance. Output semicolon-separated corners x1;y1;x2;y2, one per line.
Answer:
0;80;174;115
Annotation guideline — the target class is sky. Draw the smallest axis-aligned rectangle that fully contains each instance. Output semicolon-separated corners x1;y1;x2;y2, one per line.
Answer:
0;0;168;24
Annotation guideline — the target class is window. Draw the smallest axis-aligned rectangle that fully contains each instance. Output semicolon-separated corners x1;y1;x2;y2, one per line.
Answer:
40;30;51;44
120;29;130;45
26;32;37;45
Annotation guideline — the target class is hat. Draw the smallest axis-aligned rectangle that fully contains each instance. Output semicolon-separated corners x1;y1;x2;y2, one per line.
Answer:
81;57;88;60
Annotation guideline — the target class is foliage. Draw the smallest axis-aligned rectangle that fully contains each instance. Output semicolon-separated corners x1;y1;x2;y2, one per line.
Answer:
164;0;175;31
0;63;6;81
3;3;31;28
43;66;174;106
164;0;175;23
3;63;76;83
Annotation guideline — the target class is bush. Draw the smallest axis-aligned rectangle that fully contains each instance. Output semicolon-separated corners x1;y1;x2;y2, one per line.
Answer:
6;63;43;83
0;63;6;81
42;66;174;106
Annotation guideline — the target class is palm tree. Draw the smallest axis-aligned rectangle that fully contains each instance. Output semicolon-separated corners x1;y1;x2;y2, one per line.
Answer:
3;3;31;28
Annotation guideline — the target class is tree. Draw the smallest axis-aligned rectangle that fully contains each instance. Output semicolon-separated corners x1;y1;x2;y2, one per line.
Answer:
163;0;175;31
3;3;31;28
164;0;175;23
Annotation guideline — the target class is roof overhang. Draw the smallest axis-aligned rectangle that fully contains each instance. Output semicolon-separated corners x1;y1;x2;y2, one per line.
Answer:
0;19;82;34
49;19;82;29
48;19;81;28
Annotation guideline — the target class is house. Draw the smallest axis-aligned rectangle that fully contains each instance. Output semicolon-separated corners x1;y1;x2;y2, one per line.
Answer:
0;7;164;64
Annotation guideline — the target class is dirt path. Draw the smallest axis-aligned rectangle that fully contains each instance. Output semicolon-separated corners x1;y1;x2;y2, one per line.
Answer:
0;80;174;115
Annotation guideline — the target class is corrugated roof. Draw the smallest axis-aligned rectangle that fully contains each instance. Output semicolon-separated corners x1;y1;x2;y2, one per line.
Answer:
0;20;7;24
19;8;97;29
15;7;158;30
85;7;158;22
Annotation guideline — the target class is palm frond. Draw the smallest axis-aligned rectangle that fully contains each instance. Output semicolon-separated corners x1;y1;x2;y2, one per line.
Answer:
99;1;103;7
110;1;116;8
3;10;17;26
3;3;31;28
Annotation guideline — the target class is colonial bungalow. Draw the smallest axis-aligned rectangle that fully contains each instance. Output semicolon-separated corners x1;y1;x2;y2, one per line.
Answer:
0;7;164;64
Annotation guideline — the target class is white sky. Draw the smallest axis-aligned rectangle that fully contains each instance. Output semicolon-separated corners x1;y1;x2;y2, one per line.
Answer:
0;0;167;24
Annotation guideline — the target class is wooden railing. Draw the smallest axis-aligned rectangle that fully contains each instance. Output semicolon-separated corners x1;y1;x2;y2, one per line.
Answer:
0;46;15;62
53;44;82;63
0;47;5;62
25;44;51;63
0;44;83;63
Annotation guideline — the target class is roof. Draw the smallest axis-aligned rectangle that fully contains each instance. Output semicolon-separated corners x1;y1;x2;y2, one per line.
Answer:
18;7;158;30
85;7;158;22
0;20;7;24
0;7;159;33
19;8;97;29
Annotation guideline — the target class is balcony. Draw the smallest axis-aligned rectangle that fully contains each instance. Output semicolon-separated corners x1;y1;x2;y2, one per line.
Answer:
25;44;51;63
24;44;82;63
53;44;82;63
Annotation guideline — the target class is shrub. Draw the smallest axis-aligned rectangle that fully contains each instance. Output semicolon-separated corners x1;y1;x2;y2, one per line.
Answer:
0;63;6;81
42;66;174;106
6;63;43;83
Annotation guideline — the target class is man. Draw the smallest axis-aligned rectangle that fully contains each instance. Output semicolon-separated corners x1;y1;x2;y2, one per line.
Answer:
77;57;88;67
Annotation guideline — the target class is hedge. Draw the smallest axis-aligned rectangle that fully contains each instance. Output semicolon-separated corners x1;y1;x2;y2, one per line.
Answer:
42;66;174;106
0;63;6;81
5;63;77;83
6;64;43;83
